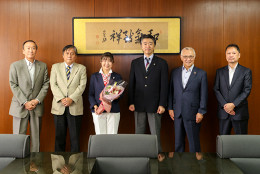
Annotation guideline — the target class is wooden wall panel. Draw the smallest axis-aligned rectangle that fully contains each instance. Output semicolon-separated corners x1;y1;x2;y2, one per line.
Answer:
28;0;95;151
94;0;184;152
0;0;259;153
224;0;260;134
180;0;224;152
0;0;30;133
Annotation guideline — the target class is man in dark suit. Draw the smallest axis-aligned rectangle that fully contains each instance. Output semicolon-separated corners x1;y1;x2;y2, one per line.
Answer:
214;44;252;135
9;40;49;152
129;34;168;152
168;47;208;152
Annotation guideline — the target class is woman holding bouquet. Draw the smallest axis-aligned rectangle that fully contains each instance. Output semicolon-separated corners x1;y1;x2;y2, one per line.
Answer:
88;52;122;134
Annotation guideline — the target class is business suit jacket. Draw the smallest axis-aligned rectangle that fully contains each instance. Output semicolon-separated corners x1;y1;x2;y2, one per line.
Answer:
129;56;168;113
50;63;87;116
213;64;252;120
168;66;208;120
88;72;122;113
9;59;49;118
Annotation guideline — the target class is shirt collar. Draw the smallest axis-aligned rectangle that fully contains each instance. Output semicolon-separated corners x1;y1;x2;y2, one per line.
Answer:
182;64;194;72
65;62;74;69
24;58;35;66
99;68;113;74
144;54;154;60
228;63;238;71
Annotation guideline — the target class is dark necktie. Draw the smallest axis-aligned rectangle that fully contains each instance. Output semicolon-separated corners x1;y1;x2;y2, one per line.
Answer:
145;58;150;71
66;66;71;80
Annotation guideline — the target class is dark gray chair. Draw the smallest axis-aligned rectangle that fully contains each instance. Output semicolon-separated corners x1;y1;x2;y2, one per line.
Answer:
0;134;30;171
217;135;260;174
87;134;158;174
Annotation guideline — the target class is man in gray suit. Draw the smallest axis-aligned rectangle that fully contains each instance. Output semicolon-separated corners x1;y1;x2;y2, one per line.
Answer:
9;40;49;152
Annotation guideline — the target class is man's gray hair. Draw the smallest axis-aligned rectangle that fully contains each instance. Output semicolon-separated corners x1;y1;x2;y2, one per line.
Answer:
181;47;196;58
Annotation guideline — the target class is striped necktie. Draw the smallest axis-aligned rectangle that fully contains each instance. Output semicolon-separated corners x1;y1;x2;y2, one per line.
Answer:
145;58;150;71
66;66;71;80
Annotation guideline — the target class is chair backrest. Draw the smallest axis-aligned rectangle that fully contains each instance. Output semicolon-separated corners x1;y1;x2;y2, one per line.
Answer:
88;134;158;158
0;134;30;158
216;135;260;158
87;134;158;174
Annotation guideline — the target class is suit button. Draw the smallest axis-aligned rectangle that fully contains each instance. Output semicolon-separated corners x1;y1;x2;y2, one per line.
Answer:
145;85;147;87
145;76;147;79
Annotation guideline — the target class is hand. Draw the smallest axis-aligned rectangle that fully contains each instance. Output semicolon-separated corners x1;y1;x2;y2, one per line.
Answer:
94;105;99;115
129;104;135;111
157;106;165;114
168;152;174;158
157;153;165;162
94;103;103;115
224;103;235;114
61;98;73;107
29;162;38;172
24;101;35;111
31;99;39;106
60;164;72;174
169;110;174;120
196;113;203;123
229;110;236;115
196;152;203;160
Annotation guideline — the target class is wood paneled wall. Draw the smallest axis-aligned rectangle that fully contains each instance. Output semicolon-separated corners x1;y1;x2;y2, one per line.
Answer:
0;0;259;152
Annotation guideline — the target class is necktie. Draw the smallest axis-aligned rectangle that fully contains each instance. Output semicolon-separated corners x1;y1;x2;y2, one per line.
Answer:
145;58;150;71
66;66;71;80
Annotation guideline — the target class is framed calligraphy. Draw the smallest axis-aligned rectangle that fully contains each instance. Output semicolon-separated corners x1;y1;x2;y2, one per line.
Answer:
73;17;181;54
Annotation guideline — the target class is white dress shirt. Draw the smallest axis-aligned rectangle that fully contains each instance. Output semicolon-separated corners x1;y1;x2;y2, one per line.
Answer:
25;58;35;87
182;64;194;88
228;63;238;85
144;54;154;70
65;62;74;71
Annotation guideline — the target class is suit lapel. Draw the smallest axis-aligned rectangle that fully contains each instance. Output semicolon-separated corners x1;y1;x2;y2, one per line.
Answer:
223;66;230;88
59;63;68;84
22;59;33;87
184;66;197;90
97;73;105;87
138;57;147;75
146;56;158;75
177;67;183;90
109;72;117;83
33;60;41;88
230;64;240;89
67;63;79;86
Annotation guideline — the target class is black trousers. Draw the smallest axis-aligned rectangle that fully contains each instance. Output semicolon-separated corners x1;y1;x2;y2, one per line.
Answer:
54;107;82;152
219;116;248;135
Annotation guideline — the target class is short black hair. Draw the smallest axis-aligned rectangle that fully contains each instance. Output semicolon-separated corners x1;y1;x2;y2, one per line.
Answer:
140;34;156;46
225;44;240;53
62;45;77;54
23;40;38;50
101;52;114;63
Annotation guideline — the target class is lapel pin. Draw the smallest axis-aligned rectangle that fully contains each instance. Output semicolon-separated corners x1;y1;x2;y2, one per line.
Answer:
194;72;197;75
113;77;115;79
153;63;156;66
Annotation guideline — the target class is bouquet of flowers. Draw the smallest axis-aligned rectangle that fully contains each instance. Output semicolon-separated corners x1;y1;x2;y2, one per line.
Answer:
96;80;128;114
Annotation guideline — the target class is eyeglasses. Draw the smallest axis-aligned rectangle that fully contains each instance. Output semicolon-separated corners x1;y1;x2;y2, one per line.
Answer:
181;55;195;59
